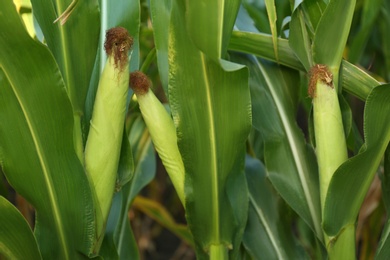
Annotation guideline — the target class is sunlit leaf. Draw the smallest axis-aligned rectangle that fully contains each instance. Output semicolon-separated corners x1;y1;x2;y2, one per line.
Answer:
0;2;96;258
169;1;251;258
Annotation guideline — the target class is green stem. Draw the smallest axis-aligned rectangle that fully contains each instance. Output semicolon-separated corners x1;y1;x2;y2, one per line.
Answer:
327;225;356;260
209;244;228;260
313;79;347;206
310;65;352;258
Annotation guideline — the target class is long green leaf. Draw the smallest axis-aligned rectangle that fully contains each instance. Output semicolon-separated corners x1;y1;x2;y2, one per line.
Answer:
169;1;251;258
380;0;390;81
235;54;322;240
228;31;377;100
289;5;313;71
312;0;356;71
243;156;309;260
185;0;240;60
323;84;390;236
30;0;100;114
264;0;279;61
0;3;95;258
376;145;390;259
150;0;171;95
348;0;383;63
0;196;42;260
229;31;305;70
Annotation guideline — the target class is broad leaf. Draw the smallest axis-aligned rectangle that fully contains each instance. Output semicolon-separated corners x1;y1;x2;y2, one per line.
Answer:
185;0;240;60
243;156;309;260
312;0;356;71
169;1;251;258
0;196;41;260
30;0;100;114
376;145;390;259
348;0;383;63
0;2;96;258
235;54;322;240
323;84;390;236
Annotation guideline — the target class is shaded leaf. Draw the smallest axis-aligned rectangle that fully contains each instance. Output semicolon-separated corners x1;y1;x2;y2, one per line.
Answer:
243;156;309;260
0;196;41;260
233;54;322;240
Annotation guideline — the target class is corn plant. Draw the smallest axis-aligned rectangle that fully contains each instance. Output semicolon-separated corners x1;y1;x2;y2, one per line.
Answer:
1;0;390;259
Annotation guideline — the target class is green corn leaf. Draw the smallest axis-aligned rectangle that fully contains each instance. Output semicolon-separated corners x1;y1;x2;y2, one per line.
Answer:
380;0;390;81
185;0;240;60
30;0;100;114
312;0;356;71
228;31;377;100
323;84;390;236
289;5;313;71
0;2;96;258
229;31;305;70
150;0;172;95
376;145;390;259
235;54;322;241
264;0;279;61
243;156;309;260
348;0;383;63
340;61;379;101
169;1;251;258
0;196;42;260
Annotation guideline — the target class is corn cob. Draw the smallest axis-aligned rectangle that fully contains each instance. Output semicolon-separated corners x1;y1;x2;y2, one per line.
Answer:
84;27;133;238
130;71;185;205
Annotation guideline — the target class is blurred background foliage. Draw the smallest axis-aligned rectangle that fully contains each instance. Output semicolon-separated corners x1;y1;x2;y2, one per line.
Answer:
2;0;389;259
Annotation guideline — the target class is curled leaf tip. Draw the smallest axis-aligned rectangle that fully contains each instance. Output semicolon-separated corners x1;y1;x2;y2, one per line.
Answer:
308;64;333;98
104;27;133;70
130;71;151;96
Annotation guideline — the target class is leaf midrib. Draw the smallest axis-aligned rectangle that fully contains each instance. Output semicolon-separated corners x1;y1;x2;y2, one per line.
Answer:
249;194;284;259
200;53;220;242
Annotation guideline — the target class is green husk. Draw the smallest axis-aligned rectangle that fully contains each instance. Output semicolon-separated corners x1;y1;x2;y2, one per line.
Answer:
84;27;133;242
130;71;185;205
